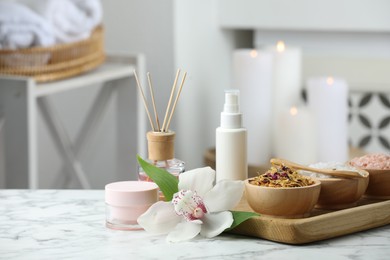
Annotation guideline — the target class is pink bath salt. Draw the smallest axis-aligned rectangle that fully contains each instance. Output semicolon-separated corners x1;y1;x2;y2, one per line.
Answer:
350;153;390;170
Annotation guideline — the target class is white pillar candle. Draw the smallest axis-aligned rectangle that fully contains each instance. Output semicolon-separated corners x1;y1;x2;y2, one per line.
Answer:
307;77;349;162
232;49;273;165
274;106;317;165
267;41;302;155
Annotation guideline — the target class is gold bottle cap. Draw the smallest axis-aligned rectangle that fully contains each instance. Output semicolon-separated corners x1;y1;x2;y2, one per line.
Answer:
147;131;175;161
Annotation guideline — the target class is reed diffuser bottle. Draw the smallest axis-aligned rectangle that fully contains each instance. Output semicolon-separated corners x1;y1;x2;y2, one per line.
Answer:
134;69;187;183
138;131;185;181
216;90;247;182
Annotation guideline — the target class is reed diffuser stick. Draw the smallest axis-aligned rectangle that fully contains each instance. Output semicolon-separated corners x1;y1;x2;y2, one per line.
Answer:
165;72;187;131
134;70;156;131
162;69;181;132
147;72;161;131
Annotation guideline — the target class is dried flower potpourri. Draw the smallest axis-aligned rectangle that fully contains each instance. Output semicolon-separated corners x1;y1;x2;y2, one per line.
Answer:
250;164;315;188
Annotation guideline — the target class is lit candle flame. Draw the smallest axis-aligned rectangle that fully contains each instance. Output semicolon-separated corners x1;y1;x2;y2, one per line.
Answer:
326;77;334;85
276;41;285;52
290;106;298;116
250;50;258;58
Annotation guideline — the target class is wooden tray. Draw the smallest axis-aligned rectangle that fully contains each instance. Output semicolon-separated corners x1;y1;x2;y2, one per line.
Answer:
230;196;390;244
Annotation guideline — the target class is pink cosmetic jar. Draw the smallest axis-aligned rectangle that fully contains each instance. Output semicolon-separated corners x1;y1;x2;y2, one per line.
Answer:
105;181;159;230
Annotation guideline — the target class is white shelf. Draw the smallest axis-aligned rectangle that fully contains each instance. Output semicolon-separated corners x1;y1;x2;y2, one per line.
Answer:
35;62;135;97
0;54;146;189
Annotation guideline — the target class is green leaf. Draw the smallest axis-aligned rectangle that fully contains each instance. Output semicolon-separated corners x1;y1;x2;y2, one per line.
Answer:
226;211;259;231
137;155;179;201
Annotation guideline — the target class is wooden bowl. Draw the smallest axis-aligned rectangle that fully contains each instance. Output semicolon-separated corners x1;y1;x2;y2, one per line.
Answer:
244;179;321;218
362;169;390;199
313;173;369;210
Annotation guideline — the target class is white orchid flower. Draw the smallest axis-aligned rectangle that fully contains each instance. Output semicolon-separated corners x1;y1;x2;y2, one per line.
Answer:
137;167;244;243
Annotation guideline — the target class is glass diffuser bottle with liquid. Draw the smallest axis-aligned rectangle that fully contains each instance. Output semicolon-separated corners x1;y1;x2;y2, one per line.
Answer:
134;69;187;193
138;130;185;183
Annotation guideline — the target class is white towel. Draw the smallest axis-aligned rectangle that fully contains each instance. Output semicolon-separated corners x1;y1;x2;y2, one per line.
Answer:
69;0;103;31
17;0;102;44
0;1;55;49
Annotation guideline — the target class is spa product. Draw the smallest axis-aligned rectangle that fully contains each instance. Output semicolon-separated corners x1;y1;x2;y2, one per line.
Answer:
105;181;159;230
250;164;315;188
349;153;390;199
349;153;390;170
216;90;247;182
298;162;369;209
134;70;186;184
302;162;368;178
138;131;185;182
245;177;321;218
232;49;273;165
307;77;349;162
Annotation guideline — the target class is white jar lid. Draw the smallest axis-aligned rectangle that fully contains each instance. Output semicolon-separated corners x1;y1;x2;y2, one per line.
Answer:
105;181;159;207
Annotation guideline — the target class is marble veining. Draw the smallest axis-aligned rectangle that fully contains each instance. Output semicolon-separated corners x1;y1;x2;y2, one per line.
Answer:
0;190;389;260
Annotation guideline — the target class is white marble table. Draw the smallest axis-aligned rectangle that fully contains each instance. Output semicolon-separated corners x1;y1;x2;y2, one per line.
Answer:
1;190;389;260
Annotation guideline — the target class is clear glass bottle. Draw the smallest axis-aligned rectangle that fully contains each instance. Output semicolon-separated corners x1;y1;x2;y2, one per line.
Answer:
137;131;185;188
138;158;185;181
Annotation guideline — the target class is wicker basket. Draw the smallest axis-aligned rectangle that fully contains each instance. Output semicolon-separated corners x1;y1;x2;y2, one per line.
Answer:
0;26;105;82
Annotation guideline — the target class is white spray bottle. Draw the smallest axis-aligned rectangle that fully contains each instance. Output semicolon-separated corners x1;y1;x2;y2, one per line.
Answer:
216;90;247;182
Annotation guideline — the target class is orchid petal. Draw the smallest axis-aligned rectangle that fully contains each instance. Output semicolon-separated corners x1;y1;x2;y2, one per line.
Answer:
137;201;181;234
166;220;202;243
203;180;244;213
200;211;233;238
178;167;215;197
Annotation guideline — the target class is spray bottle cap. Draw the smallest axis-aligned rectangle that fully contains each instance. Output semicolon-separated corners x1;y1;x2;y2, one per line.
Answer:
220;90;242;129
